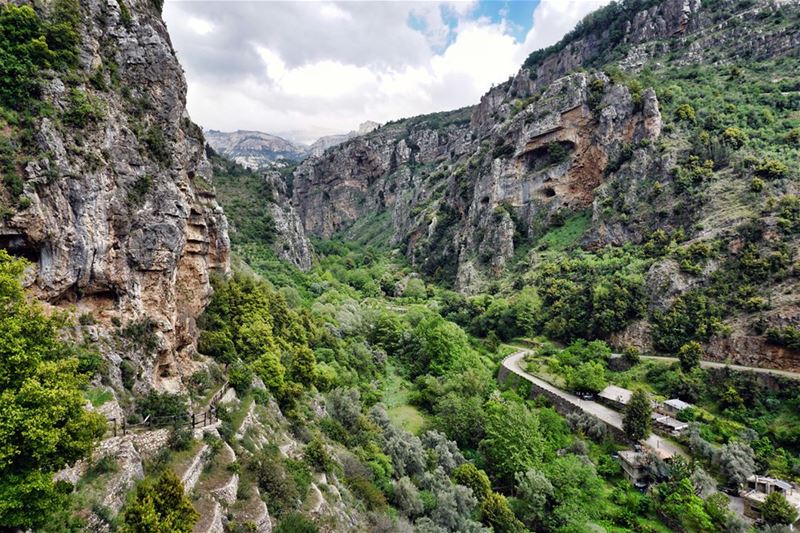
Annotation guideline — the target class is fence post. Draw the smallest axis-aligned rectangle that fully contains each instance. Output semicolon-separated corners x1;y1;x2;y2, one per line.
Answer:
192;413;196;428
122;420;126;436
113;418;117;437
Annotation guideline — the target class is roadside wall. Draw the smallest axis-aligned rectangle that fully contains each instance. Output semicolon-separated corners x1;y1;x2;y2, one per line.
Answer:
498;367;629;443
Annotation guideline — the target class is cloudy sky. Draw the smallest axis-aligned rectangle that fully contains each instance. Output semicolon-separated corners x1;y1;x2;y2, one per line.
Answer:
163;0;609;144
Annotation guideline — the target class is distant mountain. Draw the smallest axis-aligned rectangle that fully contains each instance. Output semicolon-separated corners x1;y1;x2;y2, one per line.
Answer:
204;129;308;169
206;121;381;168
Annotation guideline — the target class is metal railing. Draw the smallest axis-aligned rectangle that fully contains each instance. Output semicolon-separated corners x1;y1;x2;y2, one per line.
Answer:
105;381;229;437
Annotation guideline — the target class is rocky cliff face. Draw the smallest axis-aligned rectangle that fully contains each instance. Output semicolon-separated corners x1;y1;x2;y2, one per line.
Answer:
292;72;660;289
289;0;800;368
0;0;229;391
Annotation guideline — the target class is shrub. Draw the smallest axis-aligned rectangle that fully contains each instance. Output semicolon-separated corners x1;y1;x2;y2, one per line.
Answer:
127;175;153;208
274;512;317;533
678;341;703;372
250;451;299;516
761;491;800;526
755;158;789;179
63;89;103;128
766;326;800;350
121;318;158;353
168;426;193;451
348;476;387;510
303;438;331;472
751;177;765;192
228;362;253;394
120;359;137;389
120;470;198;533
675;103;697;123
721;126;746;148
452;463;491;502
136;391;188;425
142;127;171;166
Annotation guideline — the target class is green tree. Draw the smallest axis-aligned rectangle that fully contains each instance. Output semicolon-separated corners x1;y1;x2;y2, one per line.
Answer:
120;470;198;533
452;463;492;502
566;361;607;393
515;468;553;529
761;491;799;526
623;389;652;442
0;251;106;530
412;315;477;377
479;398;544;487
660;478;714;531
479;491;524;533
678;341;703;372
541;455;604;531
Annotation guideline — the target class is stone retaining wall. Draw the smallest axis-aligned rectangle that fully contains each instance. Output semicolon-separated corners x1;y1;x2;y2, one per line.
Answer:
498;367;629;443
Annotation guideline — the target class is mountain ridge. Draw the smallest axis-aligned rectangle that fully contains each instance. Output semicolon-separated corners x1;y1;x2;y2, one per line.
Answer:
205;121;380;169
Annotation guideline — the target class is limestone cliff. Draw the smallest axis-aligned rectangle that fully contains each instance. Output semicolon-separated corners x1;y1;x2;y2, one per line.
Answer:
289;0;800;369
0;0;230;391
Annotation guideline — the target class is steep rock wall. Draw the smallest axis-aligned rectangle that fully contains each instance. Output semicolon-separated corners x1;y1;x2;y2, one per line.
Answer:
0;0;230;390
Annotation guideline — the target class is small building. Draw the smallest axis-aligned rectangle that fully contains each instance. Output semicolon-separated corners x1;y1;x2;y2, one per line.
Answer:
660;398;693;417
598;385;633;410
618;449;649;489
741;475;800;526
651;413;689;436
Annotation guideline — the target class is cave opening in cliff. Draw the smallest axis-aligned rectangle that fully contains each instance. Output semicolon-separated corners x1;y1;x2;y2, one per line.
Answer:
521;140;576;173
0;234;41;263
540;186;557;198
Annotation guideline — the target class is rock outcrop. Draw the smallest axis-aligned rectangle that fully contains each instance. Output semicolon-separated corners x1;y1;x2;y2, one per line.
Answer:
0;0;230;390
292;71;660;291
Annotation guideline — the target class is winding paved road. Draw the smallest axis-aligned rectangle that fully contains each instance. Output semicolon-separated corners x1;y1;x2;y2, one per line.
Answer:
638;355;800;381
502;351;685;458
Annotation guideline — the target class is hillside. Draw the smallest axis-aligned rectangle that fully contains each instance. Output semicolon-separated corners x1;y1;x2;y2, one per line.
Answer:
288;0;800;371
3;1;800;532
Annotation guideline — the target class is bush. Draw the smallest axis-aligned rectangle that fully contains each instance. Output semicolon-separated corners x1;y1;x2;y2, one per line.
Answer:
675;103;696;123
303;438;331;472
168;426;193;451
250;451;299;516
63;88;103;127
677;341;703;372
229;362;253;394
347;476;387;510
274;512;317;533
755;158;789;179
136;391;188;425
121;318;158;353
766;326;800;350
761;491;800;526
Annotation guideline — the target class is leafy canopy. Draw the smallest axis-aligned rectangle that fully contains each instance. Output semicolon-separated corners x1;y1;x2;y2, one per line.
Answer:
0;250;105;530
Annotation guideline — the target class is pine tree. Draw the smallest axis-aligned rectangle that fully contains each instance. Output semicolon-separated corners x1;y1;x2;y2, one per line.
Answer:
121;470;198;533
623;389;652;442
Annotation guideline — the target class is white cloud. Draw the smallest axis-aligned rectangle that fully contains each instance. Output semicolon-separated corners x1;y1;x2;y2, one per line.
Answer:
163;0;611;142
519;0;611;59
319;3;351;21
186;16;214;36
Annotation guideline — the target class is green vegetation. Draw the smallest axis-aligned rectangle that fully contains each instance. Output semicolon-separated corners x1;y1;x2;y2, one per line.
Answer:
623;389;652;442
0;250;105;530
120;470;198;532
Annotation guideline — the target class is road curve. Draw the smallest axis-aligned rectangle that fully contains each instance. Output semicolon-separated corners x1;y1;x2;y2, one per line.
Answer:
501;351;685;458
638;355;800;380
